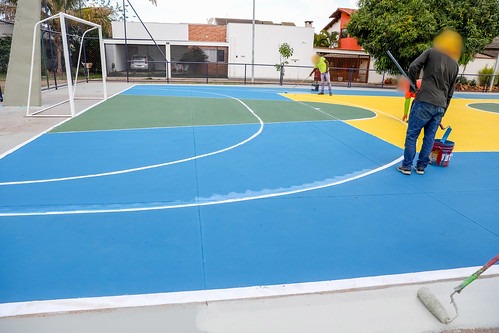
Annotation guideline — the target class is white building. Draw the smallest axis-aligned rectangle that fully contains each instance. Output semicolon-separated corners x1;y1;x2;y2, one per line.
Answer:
227;23;313;80
104;19;314;81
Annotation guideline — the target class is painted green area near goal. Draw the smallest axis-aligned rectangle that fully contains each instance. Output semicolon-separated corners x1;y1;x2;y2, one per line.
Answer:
51;95;375;132
469;103;499;113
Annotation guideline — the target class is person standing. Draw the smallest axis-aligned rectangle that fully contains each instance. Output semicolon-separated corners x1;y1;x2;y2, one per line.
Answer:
310;54;333;96
397;30;462;175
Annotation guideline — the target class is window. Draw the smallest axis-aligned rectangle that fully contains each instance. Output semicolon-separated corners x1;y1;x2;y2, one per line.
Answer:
341;28;348;39
203;49;218;62
217;49;225;62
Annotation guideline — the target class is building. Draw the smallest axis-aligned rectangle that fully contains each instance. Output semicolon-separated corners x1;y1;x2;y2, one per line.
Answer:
322;8;361;51
104;19;314;81
319;8;373;84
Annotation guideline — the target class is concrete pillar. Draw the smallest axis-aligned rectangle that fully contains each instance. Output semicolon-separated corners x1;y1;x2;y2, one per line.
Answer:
4;0;41;106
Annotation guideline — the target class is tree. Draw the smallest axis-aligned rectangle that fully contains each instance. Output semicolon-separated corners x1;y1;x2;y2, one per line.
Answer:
314;30;339;48
0;35;11;72
314;31;329;48
275;42;293;71
180;46;207;73
1;0;119;74
347;0;499;73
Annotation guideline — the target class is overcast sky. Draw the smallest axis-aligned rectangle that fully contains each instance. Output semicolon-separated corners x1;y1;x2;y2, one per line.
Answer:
127;0;358;32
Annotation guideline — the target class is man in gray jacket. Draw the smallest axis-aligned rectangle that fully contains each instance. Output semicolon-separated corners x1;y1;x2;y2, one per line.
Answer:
398;30;462;175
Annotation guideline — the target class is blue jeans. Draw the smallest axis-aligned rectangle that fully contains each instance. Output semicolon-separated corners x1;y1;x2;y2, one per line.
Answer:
403;100;445;169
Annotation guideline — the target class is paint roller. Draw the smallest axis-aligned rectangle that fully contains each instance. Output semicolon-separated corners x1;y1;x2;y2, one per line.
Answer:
417;254;499;324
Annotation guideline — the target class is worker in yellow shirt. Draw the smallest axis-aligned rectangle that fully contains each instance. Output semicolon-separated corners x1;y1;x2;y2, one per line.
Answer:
310;54;332;96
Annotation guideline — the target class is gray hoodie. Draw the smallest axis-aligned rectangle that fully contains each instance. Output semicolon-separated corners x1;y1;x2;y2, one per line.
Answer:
408;48;459;112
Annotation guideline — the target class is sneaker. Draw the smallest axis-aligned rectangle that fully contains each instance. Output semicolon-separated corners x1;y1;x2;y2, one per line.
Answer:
397;165;411;175
414;166;425;175
318;92;324;95
329;92;333;96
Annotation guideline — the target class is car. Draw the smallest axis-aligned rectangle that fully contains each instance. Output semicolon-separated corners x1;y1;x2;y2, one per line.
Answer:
130;55;154;71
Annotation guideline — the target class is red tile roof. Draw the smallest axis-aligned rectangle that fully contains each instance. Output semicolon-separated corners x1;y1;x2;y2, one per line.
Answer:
323;7;358;30
329;7;357;19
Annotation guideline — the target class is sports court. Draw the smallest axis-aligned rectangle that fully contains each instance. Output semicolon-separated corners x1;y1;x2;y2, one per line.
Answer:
0;84;498;315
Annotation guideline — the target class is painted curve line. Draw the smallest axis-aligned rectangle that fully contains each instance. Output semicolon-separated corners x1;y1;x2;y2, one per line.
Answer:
0;156;403;217
0;93;264;186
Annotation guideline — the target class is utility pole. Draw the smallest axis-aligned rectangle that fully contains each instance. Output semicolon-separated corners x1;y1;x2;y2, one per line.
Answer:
251;0;255;83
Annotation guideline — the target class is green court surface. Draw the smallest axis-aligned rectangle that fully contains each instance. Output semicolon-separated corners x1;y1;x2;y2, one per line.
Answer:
468;102;499;113
52;95;375;132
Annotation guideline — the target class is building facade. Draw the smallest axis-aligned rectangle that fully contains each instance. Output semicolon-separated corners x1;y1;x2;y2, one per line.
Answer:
319;8;373;84
104;19;314;81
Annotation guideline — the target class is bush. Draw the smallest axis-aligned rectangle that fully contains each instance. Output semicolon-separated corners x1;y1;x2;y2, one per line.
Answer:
0;36;12;73
469;79;477;87
456;75;468;85
478;65;499;86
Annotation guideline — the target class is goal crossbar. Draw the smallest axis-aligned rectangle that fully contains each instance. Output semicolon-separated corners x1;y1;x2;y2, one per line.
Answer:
27;12;108;117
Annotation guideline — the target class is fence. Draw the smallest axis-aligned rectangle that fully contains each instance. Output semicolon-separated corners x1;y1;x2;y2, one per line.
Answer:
101;59;498;92
39;27;103;91
34;40;499;93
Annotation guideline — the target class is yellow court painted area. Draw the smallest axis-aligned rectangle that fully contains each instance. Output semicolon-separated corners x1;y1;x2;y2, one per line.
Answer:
285;93;499;152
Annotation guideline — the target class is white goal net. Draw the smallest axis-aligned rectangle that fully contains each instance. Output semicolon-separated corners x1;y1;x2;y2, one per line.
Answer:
27;12;107;117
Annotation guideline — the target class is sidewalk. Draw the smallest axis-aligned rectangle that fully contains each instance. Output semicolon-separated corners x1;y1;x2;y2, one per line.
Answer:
0;82;132;156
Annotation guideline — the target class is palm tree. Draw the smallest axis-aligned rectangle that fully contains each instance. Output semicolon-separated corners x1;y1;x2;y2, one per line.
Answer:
314;31;329;48
325;31;339;48
314;30;339;48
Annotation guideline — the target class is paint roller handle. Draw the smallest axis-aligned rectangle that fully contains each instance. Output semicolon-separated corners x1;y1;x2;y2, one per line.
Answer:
453;255;499;294
386;50;417;91
440;127;452;144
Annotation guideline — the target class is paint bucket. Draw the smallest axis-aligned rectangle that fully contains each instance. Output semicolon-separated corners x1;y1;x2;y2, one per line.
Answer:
430;139;454;167
430;127;454;167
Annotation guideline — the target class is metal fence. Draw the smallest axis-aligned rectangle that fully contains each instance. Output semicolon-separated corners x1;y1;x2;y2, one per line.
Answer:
39;26;103;91
102;59;499;93
33;36;499;93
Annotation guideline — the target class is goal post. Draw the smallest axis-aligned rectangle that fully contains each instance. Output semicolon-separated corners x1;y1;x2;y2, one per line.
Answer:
27;12;108;117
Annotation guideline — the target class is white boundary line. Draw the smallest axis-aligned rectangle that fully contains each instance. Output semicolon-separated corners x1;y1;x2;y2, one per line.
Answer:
0;85;406;215
0;91;264;186
1;265;497;318
465;101;499;115
0;156;403;216
0;85;136;161
0;87;379;186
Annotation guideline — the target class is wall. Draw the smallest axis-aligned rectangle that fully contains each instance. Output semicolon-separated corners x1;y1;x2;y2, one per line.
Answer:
189;24;226;42
111;21;188;41
338;13;362;51
459;57;497;81
0;22;14;37
227;23;314;80
325;21;340;34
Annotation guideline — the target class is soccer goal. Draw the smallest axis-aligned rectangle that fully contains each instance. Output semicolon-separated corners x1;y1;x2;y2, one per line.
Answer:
27;12;107;117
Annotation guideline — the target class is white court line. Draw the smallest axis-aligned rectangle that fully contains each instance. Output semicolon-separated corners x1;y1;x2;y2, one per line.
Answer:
0;156;403;217
0;85;136;161
0;85;405;216
465;101;499;115
1;86;388;185
0;91;265;186
1;265;497;318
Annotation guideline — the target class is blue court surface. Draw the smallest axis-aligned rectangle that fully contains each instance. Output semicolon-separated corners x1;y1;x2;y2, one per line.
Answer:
0;85;497;305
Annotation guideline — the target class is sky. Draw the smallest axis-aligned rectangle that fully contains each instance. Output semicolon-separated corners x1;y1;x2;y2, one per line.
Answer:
126;0;359;32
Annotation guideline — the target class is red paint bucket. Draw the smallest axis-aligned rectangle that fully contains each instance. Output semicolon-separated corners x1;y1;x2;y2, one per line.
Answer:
430;139;455;167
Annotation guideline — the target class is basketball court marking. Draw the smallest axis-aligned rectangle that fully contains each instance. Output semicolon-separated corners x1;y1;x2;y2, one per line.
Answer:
466;102;499;115
1;85;497;319
0;91;265;186
0;156;403;217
